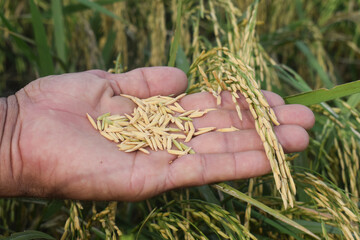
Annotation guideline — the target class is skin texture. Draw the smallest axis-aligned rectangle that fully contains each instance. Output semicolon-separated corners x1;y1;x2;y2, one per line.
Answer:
0;67;315;201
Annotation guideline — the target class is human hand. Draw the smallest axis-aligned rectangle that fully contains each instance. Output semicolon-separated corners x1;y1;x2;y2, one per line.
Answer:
1;67;314;201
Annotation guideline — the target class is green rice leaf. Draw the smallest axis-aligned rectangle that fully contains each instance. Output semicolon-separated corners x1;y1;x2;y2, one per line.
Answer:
248;206;303;239
6;230;55;240
0;12;36;63
274;64;312;92
293;220;342;235
213;183;321;240
76;0;127;24
347;93;360;107
48;0;123;16
168;0;182;67
42;200;64;221
29;0;54;76
51;0;66;64
175;46;190;73
102;30;116;67
284;80;360;105
196;185;221;205
295;41;334;89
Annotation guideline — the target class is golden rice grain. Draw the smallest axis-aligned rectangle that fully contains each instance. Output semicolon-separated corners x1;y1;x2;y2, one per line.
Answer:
185;128;195;142
100;131;114;141
235;104;243;120
125;142;146;152
86;113;98;130
189;110;206;118
194;127;217;136
216;126;239;132
97;120;102;131
174;118;185;130
170;134;187;139
116;132;125;141
184;121;190;133
167;149;187;156
154;135;163;150
151;137;158;151
179;109;195;117
167;137;172;150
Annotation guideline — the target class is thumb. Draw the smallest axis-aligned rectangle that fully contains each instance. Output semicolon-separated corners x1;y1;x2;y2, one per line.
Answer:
107;67;188;98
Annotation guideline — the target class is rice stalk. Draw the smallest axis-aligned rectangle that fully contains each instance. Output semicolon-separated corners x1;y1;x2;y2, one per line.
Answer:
86;201;122;239
61;201;86;240
189;47;295;208
147;0;166;66
140;200;255;240
297;173;360;240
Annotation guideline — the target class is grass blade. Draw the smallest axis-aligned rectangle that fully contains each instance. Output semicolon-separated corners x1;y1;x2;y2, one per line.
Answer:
274;64;312;92
7;230;55;240
196;185;221;205
168;0;182;67
284;80;360;105
295;41;334;89
175;46;190;73
213;183;320;240
248;206;303;240
44;0;123;17
293;220;342;235
77;0;128;24
51;0;66;65
101;30;116;67
0;13;36;62
29;0;54;76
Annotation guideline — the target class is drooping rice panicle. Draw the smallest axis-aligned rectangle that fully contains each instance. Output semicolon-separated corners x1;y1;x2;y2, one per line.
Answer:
189;48;295;208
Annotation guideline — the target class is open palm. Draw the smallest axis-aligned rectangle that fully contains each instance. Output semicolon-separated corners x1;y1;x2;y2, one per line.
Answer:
12;67;314;201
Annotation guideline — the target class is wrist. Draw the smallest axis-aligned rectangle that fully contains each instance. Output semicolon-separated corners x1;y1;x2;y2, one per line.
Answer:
0;95;20;197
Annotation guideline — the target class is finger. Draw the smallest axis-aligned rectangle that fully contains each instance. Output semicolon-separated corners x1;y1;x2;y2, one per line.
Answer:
190;104;315;130
166;151;271;188
99;95;137;115
272;104;315;130
105;67;188;98
188;125;309;154
179;90;285;110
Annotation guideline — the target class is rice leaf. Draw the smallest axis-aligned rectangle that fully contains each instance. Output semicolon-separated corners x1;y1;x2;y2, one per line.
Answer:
168;0;182;67
51;0;66;64
347;93;360;107
29;0;54;76
295;41;334;89
196;185;221;205
42;200;64;221
213;183;321;240
284;80;360;105
175;46;190;73
45;0;123;17
76;0;128;24
274;64;312;92
120;234;136;240
0;13;36;63
102;30;116;67
7;230;55;240
90;227;106;239
247;205;303;240
136;208;158;240
293;220;342;235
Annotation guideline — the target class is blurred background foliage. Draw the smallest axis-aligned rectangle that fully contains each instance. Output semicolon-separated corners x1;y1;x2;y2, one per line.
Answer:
1;0;360;239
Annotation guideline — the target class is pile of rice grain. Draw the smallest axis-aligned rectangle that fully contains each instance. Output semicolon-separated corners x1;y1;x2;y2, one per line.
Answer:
86;94;236;160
